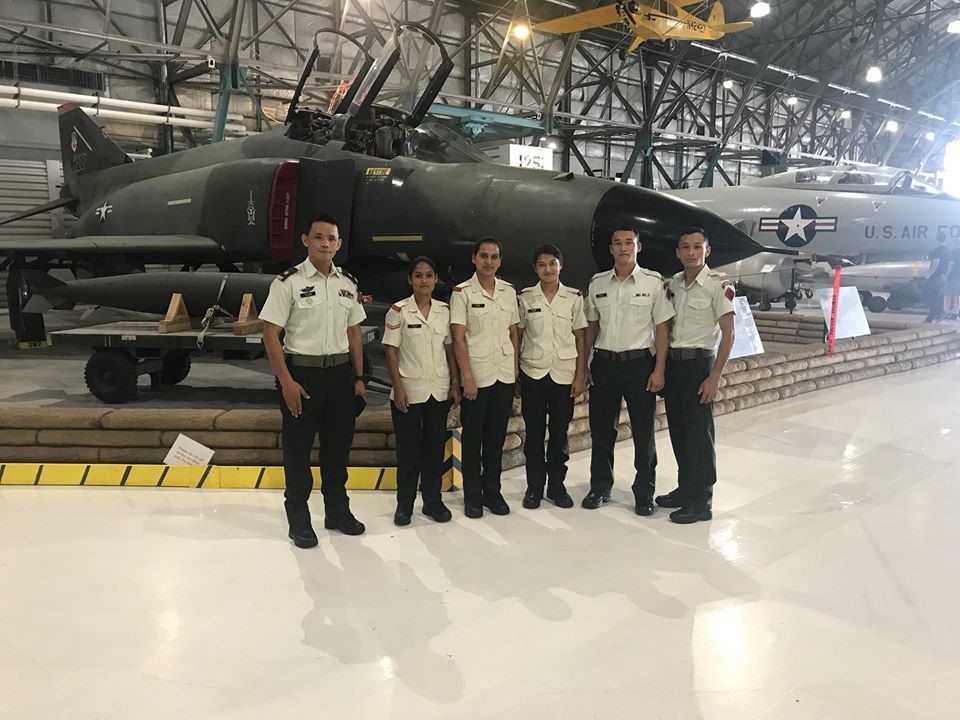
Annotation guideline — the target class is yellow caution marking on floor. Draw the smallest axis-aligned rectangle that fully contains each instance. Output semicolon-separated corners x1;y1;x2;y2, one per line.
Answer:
38;463;88;485
0;463;401;489
441;427;463;491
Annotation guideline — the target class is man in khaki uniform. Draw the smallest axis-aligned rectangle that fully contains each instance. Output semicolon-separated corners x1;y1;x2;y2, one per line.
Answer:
657;227;735;523
518;244;588;509
261;213;368;548
582;227;674;515
450;238;520;518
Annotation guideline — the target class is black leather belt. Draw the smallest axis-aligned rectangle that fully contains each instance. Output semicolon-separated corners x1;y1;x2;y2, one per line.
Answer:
286;353;349;368
593;348;651;362
668;348;715;360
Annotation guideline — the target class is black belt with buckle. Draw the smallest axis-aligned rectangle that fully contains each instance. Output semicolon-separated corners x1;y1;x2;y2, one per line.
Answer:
668;348;715;360
593;348;652;362
286;353;349;368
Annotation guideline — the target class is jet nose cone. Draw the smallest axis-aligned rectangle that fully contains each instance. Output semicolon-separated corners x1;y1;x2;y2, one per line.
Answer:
592;184;764;274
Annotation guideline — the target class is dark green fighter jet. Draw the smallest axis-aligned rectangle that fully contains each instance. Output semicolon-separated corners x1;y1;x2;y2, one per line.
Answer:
1;23;767;343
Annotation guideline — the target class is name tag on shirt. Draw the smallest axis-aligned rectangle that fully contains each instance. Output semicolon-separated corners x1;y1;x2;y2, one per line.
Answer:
299;286;316;298
407;323;423;329
339;289;354;300
527;308;542;313
471;303;486;308
595;293;608;299
635;292;650;297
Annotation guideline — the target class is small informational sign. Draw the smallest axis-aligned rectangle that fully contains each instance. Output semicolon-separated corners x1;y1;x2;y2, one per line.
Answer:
817;285;871;339
508;144;553;170
728;296;765;359
163;433;215;466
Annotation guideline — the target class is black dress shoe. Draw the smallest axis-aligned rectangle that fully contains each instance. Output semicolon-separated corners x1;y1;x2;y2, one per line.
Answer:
394;509;412;526
483;495;511;515
464;502;484;519
324;512;366;535
581;490;611;509
288;525;318;549
546;489;574;509
669;506;712;524
655;489;684;509
522;489;542;509
422;502;452;523
635;498;655;516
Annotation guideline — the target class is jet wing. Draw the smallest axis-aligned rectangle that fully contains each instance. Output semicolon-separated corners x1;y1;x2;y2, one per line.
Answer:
535;4;622;33
0;235;224;256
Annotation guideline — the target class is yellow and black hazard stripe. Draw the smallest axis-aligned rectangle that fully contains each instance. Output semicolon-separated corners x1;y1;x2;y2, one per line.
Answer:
441;427;463;491
0;463;398;490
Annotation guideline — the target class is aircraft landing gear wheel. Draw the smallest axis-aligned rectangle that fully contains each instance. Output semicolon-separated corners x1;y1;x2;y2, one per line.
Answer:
804;289;814;299
785;297;798;311
887;296;906;311
859;290;873;305
85;349;138;403
866;295;888;313
759;301;772;312
160;351;192;386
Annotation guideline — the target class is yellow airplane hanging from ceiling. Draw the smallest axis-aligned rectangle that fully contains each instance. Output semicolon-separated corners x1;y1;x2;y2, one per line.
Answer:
535;1;753;52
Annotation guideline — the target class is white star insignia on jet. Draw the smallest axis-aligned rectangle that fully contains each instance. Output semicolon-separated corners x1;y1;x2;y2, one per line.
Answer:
781;206;815;242
95;201;113;223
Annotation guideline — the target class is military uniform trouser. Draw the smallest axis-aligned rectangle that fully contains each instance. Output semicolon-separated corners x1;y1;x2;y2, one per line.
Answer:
391;396;451;513
278;361;355;527
588;353;657;499
663;355;717;507
459;380;515;506
519;371;574;495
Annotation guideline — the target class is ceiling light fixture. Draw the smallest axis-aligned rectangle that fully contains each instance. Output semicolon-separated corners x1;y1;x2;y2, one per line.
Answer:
750;2;771;18
866;66;883;83
839;109;852;120
786;96;798;106
511;23;530;40
722;79;734;89
948;19;960;33
885;119;899;132
925;131;936;142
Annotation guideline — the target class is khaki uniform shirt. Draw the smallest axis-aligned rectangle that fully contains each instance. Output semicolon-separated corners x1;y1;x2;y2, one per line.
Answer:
259;260;366;355
450;273;520;388
382;296;452;404
667;266;735;349
518;283;588;384
585;265;674;351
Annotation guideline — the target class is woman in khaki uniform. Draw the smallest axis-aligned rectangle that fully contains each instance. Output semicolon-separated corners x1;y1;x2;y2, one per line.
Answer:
383;257;461;526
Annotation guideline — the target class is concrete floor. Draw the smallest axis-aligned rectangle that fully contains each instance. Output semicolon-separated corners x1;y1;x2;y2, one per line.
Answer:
2;360;959;718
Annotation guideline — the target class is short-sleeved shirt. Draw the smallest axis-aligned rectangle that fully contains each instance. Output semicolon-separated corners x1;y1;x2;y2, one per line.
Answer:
585;265;674;352
259;260;366;356
666;265;736;349
518;283;588;384
947;247;960;281
450;273;520;388
929;244;950;277
382;295;452;404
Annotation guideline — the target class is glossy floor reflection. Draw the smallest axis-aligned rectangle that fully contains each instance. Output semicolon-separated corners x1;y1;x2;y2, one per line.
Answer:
2;361;960;719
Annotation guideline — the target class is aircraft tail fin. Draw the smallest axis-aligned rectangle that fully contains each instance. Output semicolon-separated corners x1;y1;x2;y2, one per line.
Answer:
707;1;725;25
707;2;752;33
58;103;131;190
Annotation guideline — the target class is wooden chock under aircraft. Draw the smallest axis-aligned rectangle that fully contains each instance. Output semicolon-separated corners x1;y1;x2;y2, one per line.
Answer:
535;1;753;52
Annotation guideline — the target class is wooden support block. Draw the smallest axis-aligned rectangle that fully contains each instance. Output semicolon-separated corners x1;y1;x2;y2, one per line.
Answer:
233;293;264;336
158;293;193;333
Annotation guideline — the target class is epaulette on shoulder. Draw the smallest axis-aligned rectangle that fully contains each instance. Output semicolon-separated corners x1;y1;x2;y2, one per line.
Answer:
638;267;663;279
563;286;582;296
519;286;533;294
590;270;608;280
390;303;402;312
342;270;360;287
501;280;516;291
435;299;449;307
453;282;467;292
276;267;297;282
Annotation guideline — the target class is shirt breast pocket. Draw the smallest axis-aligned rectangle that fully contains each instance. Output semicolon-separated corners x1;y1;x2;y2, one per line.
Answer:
688;296;713;320
296;294;318;309
630;295;653;315
593;296;612;319
467;302;489;331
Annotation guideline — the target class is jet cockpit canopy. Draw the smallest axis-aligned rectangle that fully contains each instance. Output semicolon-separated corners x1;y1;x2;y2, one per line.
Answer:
285;23;453;160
